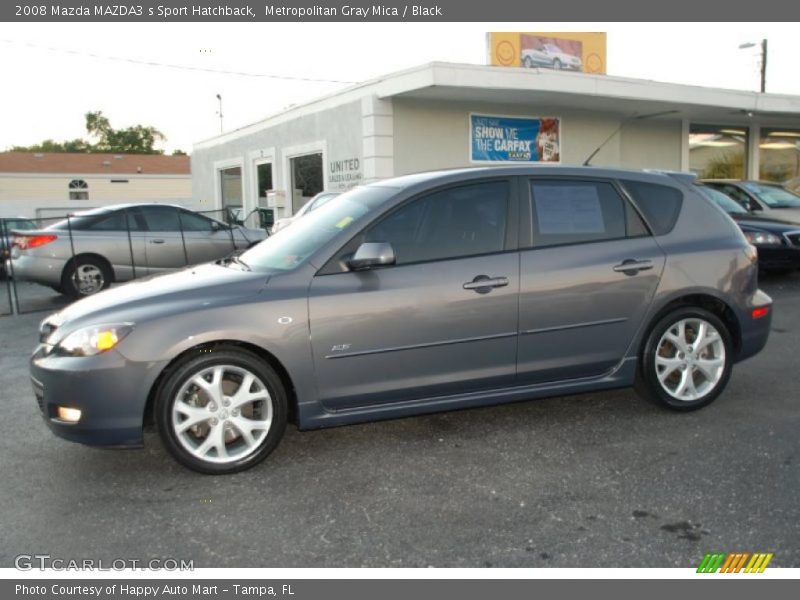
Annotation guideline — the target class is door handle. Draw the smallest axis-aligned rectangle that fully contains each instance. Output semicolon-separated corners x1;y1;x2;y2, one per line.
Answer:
463;275;509;294
613;259;653;275
149;239;165;244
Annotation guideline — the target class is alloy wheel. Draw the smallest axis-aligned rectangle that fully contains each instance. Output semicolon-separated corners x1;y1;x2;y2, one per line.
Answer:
654;318;726;401
171;365;274;464
72;264;104;295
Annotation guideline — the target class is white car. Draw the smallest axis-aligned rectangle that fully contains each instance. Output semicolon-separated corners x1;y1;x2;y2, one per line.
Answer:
271;191;339;234
521;44;582;71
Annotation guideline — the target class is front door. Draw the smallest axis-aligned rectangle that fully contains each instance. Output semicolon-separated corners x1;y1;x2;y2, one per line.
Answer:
308;179;519;410
516;178;666;383
133;206;188;273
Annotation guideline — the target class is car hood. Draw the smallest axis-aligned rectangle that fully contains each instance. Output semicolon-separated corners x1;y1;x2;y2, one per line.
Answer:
732;213;800;232
47;263;270;337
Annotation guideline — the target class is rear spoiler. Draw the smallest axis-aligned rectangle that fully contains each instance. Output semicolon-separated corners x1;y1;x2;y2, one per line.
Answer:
645;170;698;186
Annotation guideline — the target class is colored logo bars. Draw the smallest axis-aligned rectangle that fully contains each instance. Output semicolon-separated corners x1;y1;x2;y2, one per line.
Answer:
697;553;774;573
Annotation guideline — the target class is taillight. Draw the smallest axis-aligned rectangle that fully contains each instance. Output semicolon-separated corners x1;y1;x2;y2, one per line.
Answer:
13;234;57;250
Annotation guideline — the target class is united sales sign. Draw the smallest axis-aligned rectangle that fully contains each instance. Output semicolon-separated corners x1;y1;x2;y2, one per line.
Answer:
470;114;561;163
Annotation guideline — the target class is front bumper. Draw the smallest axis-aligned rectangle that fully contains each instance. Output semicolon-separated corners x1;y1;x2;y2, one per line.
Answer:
757;245;800;271
30;344;168;447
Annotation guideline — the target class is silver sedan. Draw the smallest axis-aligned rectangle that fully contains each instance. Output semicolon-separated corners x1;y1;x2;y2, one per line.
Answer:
10;204;267;298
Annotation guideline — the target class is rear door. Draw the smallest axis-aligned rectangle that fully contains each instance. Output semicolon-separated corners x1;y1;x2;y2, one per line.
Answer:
308;179;520;410
516;178;666;384
69;209;147;281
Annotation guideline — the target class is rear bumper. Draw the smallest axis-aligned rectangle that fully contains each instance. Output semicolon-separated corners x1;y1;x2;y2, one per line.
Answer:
30;345;168;447
736;289;773;363
10;254;66;286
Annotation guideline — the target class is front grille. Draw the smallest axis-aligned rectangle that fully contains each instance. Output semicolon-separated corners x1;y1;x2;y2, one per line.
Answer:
31;377;44;413
785;231;800;247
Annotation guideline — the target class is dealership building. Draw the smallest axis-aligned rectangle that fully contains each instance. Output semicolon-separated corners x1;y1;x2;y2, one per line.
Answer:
191;62;800;221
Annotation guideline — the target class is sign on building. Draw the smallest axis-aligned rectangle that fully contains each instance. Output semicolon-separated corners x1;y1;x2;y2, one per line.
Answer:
470;114;561;163
487;32;607;74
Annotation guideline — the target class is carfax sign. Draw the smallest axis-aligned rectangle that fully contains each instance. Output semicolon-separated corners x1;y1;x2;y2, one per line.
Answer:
470;114;561;163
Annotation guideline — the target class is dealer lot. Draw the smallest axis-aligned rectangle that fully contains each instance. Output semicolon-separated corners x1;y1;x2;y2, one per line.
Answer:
0;274;798;568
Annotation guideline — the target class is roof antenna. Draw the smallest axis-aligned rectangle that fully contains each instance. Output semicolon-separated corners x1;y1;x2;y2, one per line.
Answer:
583;110;679;166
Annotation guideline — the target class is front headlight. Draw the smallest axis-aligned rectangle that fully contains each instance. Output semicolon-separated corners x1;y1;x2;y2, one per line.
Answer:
54;323;134;357
744;231;782;246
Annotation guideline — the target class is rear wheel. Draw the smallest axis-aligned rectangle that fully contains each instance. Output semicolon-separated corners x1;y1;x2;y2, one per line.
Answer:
635;307;733;411
523;56;533;68
62;256;111;299
156;348;288;474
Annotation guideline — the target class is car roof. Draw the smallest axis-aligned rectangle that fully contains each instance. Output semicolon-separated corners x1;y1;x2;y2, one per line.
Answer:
365;165;687;191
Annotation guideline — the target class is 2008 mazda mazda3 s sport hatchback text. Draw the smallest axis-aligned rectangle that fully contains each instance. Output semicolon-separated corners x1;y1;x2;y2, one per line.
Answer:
30;167;773;474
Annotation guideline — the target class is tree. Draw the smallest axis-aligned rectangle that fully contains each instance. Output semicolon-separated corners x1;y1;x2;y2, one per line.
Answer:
9;111;168;154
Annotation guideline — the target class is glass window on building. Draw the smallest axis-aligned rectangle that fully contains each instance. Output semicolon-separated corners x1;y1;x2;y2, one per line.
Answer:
219;165;243;222
256;162;273;203
689;125;748;179
759;129;800;188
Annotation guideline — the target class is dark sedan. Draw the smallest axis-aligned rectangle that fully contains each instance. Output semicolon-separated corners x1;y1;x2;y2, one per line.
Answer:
698;186;800;273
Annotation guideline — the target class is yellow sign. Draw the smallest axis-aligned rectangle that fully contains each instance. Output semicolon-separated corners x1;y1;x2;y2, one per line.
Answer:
488;32;607;74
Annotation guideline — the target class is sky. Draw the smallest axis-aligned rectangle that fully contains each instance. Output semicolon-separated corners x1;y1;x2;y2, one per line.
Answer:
1;22;799;153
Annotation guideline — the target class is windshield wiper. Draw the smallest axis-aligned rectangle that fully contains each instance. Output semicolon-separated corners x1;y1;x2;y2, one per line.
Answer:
222;254;251;271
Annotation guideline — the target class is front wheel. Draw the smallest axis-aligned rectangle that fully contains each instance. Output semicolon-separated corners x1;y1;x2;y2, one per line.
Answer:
635;307;733;411
156;348;288;474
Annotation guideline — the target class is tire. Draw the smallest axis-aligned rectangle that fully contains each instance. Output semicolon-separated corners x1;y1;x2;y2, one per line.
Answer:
155;348;288;474
634;307;733;411
522;56;533;68
553;59;562;70
62;256;111;299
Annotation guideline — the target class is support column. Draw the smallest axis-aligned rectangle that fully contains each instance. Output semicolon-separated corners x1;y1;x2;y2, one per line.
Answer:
361;96;394;183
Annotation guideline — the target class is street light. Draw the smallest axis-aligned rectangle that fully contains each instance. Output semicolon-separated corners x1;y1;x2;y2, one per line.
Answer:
738;39;767;93
216;93;224;133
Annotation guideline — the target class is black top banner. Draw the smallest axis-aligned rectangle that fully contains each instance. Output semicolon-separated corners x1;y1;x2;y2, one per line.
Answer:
3;0;800;22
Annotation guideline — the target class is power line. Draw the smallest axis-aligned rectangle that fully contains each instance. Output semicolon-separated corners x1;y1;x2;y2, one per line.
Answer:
0;39;358;84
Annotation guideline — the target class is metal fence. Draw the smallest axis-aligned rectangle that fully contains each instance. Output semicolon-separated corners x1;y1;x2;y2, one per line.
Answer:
0;205;272;317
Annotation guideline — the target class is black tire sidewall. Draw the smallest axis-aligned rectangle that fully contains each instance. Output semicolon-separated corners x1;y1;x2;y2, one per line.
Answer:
639;307;733;411
63;257;111;299
155;349;288;475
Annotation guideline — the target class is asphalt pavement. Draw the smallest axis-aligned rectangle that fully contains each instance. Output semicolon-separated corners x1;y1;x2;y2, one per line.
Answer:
0;274;798;568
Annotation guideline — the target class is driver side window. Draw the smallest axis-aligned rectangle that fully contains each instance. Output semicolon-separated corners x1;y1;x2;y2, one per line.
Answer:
364;180;510;265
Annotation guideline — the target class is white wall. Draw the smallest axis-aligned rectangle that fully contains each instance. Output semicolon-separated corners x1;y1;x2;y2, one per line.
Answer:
0;173;193;219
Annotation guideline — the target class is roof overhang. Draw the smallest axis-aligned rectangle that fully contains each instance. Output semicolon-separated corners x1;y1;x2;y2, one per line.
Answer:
194;62;800;149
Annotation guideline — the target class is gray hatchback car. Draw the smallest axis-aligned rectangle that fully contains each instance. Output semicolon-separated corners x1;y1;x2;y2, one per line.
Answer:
30;167;772;474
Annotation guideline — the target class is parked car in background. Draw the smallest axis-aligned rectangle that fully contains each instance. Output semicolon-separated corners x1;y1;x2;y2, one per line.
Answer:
696;185;800;274
701;180;800;222
1;217;36;276
521;43;582;71
31;167;771;474
271;191;339;234
11;204;267;299
783;176;800;196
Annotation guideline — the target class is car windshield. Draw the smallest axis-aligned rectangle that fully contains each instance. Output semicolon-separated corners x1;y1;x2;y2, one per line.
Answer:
743;183;800;208
545;45;562;53
240;186;393;272
697;187;749;214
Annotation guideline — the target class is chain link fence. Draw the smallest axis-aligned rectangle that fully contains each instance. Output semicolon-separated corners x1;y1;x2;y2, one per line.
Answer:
1;205;272;317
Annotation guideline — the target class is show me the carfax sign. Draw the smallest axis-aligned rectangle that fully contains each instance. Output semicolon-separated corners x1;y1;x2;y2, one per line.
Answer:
470;114;561;163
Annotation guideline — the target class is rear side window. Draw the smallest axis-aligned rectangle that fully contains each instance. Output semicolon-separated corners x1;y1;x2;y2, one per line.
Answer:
622;180;683;235
529;180;634;248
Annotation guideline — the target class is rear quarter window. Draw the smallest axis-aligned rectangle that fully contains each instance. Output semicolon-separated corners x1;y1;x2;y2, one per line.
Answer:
622;180;683;236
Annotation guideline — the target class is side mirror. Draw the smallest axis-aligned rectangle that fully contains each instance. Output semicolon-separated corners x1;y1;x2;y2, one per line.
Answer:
348;242;396;271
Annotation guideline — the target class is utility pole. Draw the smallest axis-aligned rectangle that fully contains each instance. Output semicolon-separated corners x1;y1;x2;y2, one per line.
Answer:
739;39;767;93
216;93;223;133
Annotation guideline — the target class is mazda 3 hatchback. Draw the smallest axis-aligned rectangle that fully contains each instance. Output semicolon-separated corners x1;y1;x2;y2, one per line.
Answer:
31;167;773;474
